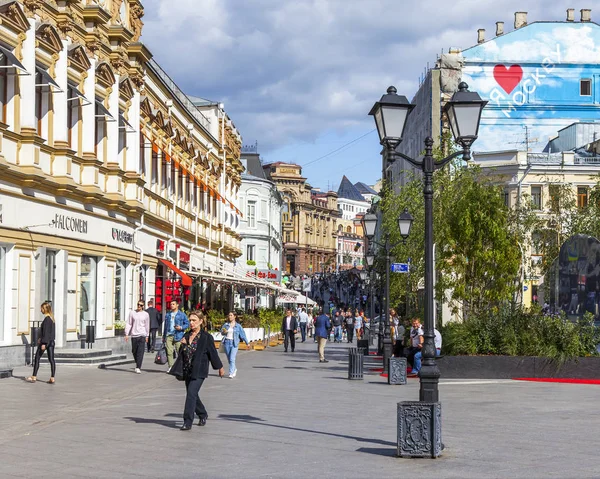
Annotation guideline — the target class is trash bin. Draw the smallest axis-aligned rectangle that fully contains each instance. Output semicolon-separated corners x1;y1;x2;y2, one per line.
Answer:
348;348;363;380
357;339;369;355
30;321;42;347
85;320;96;349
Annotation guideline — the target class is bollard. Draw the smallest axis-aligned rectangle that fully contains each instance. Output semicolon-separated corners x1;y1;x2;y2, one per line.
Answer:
348;348;364;380
357;339;369;355
388;357;407;385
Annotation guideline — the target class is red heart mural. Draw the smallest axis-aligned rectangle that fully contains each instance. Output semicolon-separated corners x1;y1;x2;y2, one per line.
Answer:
493;64;523;94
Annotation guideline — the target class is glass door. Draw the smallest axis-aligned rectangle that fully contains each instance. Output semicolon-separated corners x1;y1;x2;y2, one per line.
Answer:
80;256;97;336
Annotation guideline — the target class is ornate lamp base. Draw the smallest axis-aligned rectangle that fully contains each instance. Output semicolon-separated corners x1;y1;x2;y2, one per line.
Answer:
397;401;442;458
388;357;407;385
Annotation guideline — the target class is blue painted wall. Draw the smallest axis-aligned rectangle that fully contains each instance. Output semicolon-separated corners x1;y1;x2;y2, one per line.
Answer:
461;22;600;152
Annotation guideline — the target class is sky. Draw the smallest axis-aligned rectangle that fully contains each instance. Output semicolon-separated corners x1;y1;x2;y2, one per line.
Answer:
140;0;584;192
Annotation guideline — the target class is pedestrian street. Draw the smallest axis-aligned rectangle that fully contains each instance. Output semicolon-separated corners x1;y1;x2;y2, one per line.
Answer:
1;339;599;479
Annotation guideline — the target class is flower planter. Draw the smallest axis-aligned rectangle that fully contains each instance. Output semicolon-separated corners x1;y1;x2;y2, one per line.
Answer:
115;329;125;337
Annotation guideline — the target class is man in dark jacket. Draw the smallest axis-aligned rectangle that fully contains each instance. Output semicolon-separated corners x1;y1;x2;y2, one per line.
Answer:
281;309;298;353
146;299;161;352
315;311;332;363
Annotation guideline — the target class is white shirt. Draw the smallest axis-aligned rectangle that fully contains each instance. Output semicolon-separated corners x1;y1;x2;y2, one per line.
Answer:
299;311;308;323
434;329;442;349
410;325;424;348
286;316;292;330
226;324;235;340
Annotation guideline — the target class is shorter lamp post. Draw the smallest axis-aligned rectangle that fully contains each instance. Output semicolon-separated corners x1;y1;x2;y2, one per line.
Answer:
362;210;413;374
369;81;486;457
365;249;376;347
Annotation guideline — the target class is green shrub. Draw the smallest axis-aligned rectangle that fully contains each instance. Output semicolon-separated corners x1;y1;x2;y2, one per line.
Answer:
440;305;600;362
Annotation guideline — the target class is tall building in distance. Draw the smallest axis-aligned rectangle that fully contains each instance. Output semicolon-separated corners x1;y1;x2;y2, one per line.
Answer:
263;163;340;275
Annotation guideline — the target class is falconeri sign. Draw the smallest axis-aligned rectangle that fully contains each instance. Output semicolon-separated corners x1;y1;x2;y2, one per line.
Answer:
112;228;133;244
52;214;88;234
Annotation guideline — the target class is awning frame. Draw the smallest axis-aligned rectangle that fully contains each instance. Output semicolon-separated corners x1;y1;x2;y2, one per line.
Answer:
159;259;193;287
66;83;92;106
95;100;116;122
35;65;63;92
0;44;29;75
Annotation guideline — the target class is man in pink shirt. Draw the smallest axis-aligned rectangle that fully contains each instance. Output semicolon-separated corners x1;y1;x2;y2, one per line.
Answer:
125;300;150;373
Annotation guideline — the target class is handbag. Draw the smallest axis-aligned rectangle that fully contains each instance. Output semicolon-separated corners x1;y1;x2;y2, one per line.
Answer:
167;353;185;381
154;346;168;365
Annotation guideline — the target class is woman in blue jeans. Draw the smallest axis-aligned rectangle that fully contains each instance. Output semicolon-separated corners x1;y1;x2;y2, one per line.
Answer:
221;312;249;379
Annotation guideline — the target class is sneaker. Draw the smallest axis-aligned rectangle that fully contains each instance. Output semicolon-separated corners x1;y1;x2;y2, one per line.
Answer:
167;367;171;373
135;368;141;374
228;374;233;379
232;369;237;378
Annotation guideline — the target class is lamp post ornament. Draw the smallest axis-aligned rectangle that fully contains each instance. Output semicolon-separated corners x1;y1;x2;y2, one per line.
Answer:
369;81;487;458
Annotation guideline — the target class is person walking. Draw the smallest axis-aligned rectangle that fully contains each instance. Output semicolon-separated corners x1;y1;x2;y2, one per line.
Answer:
221;312;249;378
354;310;363;340
308;310;315;341
298;307;309;342
390;309;405;357
281;309;298;353
163;300;189;371
145;299;161;353
26;301;56;384
345;311;355;343
179;311;224;431
315;310;331;363
125;300;150;374
332;310;343;343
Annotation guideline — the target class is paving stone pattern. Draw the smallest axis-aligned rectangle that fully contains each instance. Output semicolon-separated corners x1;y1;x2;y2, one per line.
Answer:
1;339;599;478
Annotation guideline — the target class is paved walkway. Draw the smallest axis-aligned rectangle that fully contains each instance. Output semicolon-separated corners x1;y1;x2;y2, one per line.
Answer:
1;337;599;478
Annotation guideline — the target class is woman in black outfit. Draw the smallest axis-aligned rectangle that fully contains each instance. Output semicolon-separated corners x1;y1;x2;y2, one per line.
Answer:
27;301;56;384
179;310;224;431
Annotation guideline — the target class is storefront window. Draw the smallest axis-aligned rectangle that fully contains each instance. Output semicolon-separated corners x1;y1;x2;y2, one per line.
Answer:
115;261;127;324
0;246;5;341
45;250;56;305
138;265;147;302
80;256;97;334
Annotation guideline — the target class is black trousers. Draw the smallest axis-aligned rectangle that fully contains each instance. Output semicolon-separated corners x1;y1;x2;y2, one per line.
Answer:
131;336;146;368
284;330;295;352
32;341;55;377
346;327;354;342
148;328;158;352
183;377;207;427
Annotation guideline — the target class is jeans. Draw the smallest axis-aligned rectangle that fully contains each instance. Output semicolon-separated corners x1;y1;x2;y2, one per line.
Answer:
183;377;207;427
223;339;238;375
32;341;55;377
165;335;181;367
131;336;146;369
334;325;342;342
412;351;422;373
346;327;354;343
299;322;307;342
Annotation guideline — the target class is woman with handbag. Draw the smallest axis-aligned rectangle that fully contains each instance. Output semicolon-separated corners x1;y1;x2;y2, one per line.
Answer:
179;310;224;431
27;301;56;384
220;311;249;379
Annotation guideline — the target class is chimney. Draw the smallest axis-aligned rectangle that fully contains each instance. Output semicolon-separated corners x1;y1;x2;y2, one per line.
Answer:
581;9;591;22
566;8;575;21
477;28;485;44
496;21;504;36
514;11;527;29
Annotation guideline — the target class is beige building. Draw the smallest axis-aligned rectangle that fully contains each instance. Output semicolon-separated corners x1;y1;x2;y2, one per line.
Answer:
263;162;340;275
473;149;600;306
0;0;265;369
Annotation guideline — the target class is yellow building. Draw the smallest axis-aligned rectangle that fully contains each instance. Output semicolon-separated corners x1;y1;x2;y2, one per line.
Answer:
0;1;261;369
263;162;340;275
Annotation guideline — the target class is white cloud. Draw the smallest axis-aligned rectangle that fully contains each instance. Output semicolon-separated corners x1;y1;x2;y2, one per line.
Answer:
140;0;591;152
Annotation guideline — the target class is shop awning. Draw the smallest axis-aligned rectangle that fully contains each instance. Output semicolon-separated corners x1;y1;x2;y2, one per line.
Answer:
159;259;192;287
0;44;28;74
35;65;63;92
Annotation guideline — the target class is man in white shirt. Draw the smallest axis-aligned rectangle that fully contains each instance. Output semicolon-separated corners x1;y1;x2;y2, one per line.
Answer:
434;328;442;356
298;307;309;343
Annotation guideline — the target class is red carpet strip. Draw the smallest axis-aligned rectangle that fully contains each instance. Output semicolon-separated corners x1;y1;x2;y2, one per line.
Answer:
513;378;600;384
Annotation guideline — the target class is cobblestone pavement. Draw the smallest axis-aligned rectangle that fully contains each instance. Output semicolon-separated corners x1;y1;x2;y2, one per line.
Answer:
1;338;599;479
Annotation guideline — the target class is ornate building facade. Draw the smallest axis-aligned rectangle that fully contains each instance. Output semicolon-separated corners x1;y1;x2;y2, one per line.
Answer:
263;162;339;275
0;0;265;369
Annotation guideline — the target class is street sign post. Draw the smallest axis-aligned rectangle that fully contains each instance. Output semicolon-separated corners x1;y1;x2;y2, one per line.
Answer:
391;263;409;273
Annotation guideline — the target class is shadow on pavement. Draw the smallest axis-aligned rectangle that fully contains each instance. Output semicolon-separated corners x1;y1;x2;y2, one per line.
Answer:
124;416;180;429
356;447;397;457
102;367;166;374
217;415;396;447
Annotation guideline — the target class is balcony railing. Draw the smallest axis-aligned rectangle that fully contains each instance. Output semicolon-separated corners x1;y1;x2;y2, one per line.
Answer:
574;156;600;165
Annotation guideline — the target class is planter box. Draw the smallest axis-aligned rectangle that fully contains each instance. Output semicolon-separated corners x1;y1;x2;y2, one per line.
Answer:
115;329;125;337
437;355;600;379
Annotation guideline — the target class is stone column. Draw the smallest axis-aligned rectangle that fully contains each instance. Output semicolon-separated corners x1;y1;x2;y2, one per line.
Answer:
107;73;120;166
81;58;97;156
53;39;70;147
19;18;36;134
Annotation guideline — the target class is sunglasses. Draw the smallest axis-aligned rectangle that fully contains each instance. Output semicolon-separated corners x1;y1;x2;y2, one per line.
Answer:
137;304;144;307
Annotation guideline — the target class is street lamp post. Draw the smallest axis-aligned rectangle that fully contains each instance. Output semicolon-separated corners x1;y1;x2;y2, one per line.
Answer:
369;82;486;458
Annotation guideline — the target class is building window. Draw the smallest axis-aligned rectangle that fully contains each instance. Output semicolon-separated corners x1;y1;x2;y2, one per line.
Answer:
192;179;197;208
177;168;183;200
578;187;589;208
161;153;168;189
170;161;176;196
115;261;127;327
138;132;145;176
285;232;290;242
247;244;255;261
581;79;592;96
261;199;267;220
151;148;159;184
45;251;56;306
247;201;256;228
530;186;542;209
80;256;97;334
549;185;560;211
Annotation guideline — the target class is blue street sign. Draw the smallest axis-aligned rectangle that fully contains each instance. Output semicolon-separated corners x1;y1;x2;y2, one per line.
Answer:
391;263;409;273
523;285;528;291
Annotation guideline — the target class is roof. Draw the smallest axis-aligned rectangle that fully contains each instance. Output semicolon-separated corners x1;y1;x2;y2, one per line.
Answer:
354;182;377;196
242;154;266;179
337;176;366;202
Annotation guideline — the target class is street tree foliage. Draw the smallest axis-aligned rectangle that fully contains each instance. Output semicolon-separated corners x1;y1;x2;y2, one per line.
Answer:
380;141;521;320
